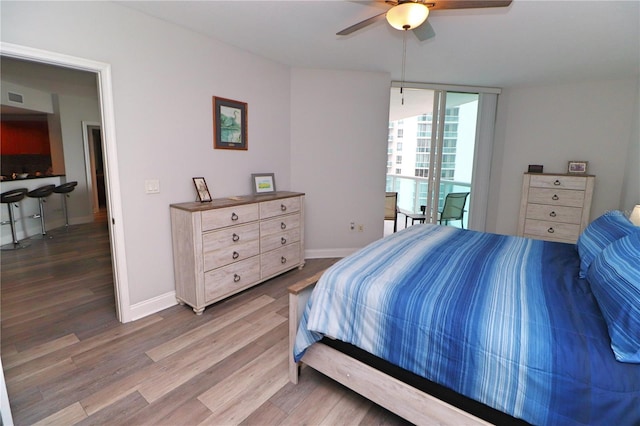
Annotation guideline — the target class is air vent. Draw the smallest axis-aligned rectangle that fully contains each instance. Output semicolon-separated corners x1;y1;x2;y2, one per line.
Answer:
7;92;24;103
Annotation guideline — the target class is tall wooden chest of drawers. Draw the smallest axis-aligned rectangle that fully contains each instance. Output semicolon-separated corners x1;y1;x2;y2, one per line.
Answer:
517;173;595;243
170;191;305;314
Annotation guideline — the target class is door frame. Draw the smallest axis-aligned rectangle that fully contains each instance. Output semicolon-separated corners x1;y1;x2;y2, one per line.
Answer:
390;81;500;231
1;42;132;322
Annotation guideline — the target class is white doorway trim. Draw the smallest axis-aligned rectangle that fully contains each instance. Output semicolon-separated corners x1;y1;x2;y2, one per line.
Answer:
1;42;132;323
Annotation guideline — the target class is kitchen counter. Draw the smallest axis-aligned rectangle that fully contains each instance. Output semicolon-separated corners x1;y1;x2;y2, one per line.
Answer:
1;174;65;182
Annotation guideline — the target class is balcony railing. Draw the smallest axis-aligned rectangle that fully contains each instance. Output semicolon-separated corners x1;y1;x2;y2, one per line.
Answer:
386;175;471;228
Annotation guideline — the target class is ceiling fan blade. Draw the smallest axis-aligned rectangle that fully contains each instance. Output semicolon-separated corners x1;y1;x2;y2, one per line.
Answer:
337;11;388;36
413;21;436;41
427;0;512;11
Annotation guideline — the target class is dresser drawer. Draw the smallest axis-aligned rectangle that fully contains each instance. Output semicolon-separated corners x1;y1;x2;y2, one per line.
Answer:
527;188;585;208
260;197;301;219
203;239;259;271
261;242;301;278
201;204;259;231
203;223;259;251
529;175;587;190
525;204;583;224
523;219;581;242
204;257;261;303
260;213;301;237
261;227;301;252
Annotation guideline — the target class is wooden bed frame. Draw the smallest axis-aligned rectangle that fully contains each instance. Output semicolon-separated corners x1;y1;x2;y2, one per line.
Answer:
288;270;489;426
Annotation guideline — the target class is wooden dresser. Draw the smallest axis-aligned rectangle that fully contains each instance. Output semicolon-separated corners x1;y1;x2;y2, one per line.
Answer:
517;173;595;243
170;191;305;314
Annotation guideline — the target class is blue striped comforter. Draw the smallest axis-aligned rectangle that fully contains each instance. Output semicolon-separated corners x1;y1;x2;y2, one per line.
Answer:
294;224;640;425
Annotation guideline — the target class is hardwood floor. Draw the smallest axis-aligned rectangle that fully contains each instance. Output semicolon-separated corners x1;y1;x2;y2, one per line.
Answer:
1;220;410;425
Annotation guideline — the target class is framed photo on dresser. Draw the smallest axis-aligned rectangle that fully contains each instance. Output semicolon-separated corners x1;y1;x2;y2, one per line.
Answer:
251;173;276;195
192;177;212;202
568;161;588;174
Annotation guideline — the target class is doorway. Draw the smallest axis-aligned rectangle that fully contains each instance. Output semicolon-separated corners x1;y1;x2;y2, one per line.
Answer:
387;88;477;228
386;82;499;231
83;122;107;216
1;41;131;322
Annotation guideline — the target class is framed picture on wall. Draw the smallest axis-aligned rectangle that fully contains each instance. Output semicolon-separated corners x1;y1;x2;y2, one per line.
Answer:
213;96;248;150
192;177;212;202
251;173;276;195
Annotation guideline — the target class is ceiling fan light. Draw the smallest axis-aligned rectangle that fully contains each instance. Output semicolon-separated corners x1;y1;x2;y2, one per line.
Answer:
386;2;429;31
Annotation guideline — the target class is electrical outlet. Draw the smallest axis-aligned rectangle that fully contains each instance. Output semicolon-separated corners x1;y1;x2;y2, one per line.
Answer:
358;224;364;232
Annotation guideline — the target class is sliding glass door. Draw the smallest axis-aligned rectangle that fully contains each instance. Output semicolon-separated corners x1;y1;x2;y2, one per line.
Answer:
386;83;499;231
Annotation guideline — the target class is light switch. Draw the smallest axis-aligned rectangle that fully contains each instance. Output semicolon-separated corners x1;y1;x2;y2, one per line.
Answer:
145;179;160;194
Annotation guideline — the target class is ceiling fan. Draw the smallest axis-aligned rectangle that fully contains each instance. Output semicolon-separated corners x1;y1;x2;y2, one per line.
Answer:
337;0;513;41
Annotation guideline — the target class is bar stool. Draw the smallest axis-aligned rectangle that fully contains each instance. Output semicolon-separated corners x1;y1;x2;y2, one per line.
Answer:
27;184;56;238
1;188;30;250
53;181;78;228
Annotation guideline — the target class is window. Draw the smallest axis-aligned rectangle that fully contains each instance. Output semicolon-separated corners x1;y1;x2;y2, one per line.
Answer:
396;155;402;164
416;138;429;153
387;84;499;230
441;170;455;179
417;123;430;138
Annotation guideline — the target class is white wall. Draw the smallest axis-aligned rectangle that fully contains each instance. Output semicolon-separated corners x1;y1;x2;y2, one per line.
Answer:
1;1;291;305
488;77;639;235
0;80;53;113
619;78;640;211
290;68;390;257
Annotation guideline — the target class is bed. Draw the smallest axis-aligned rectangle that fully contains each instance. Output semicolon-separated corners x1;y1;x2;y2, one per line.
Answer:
289;212;640;425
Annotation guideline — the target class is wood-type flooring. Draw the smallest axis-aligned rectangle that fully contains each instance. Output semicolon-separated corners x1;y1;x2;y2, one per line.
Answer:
1;219;410;425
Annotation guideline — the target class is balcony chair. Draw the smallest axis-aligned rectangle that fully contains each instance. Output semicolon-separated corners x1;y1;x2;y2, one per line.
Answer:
384;192;398;233
438;192;470;228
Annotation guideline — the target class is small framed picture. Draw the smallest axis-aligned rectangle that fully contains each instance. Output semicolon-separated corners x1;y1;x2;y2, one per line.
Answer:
192;177;212;202
213;96;248;150
567;161;588;174
251;173;276;195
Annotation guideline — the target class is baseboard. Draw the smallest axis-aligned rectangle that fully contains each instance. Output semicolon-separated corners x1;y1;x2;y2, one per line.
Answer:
127;250;355;320
305;248;356;259
129;291;177;321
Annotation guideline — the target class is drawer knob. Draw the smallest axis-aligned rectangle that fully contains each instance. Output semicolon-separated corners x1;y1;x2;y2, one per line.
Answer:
232;251;240;260
552;194;559;200
547;227;555;234
554;180;561;186
549;211;557;217
234;274;241;282
231;212;239;221
281;237;287;245
232;233;240;242
281;204;287;211
281;256;287;264
281;222;287;230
